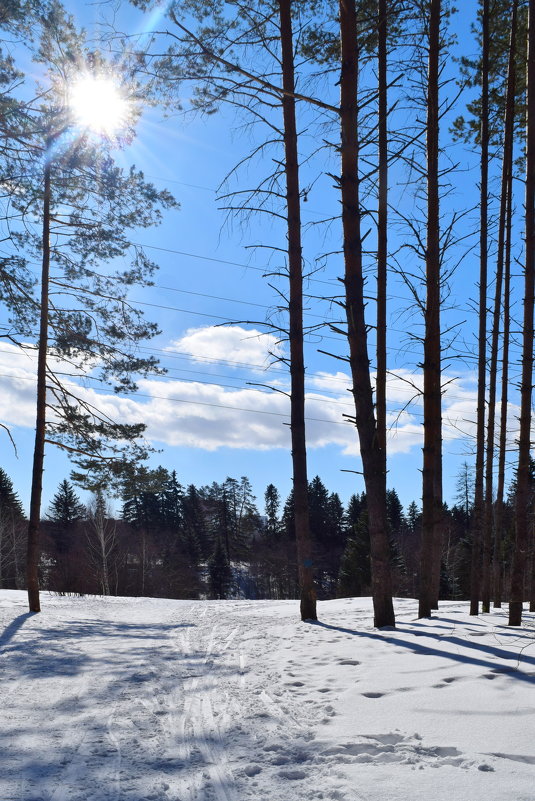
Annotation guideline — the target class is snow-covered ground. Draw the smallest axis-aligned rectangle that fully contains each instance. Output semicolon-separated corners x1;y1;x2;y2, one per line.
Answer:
1;591;534;801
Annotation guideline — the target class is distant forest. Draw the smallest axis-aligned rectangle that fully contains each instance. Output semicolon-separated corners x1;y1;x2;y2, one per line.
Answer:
0;465;526;603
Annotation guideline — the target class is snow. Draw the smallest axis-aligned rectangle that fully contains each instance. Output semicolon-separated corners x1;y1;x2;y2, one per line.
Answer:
1;592;534;801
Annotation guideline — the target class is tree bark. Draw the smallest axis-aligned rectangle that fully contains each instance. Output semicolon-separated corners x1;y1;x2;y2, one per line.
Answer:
419;0;443;619
494;0;517;610
494;182;512;608
509;0;535;627
27;138;53;613
376;0;388;462
470;0;490;617
339;0;395;629
529;522;535;612
278;0;316;621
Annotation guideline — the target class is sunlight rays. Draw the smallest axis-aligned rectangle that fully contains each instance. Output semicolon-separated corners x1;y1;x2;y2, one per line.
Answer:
69;74;130;136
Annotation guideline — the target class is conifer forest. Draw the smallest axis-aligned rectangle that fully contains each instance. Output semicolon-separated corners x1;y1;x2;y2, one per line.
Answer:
1;0;535;628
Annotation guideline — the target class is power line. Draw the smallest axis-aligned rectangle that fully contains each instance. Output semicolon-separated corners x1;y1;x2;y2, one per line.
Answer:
0;349;506;425
0;332;511;405
0;340;488;406
0;364;480;441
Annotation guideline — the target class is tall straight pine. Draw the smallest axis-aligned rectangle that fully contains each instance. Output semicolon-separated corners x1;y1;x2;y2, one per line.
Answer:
339;0;395;629
509;0;535;627
278;0;316;621
419;0;443;619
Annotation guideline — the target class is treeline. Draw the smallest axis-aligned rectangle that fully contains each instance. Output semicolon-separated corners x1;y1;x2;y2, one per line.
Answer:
1;465;530;604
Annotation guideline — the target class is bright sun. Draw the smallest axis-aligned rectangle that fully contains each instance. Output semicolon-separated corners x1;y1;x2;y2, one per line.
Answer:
69;75;129;136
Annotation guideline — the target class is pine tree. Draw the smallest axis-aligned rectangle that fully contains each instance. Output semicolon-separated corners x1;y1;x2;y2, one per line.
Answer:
2;4;178;612
418;0;445;619
339;0;395;628
509;0;535;627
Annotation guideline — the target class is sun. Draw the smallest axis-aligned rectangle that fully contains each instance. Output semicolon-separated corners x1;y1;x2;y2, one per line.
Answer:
69;74;130;136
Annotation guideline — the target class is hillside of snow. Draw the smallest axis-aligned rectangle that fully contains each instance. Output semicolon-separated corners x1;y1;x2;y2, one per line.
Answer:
1;591;534;801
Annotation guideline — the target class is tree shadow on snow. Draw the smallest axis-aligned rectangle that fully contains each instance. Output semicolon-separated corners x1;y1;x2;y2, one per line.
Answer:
0;617;197;680
0;612;34;648
309;620;535;684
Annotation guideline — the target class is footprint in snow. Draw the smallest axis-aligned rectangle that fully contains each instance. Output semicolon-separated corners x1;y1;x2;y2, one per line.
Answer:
244;764;262;776
279;768;307;780
433;676;460;688
323;732;485;772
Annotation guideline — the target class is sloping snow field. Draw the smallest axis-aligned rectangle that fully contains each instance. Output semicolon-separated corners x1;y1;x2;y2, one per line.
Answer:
1;591;534;801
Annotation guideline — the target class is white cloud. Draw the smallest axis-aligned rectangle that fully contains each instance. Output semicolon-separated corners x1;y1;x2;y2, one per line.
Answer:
0;345;44;428
0;339;521;461
135;378;291;451
165;325;284;370
307;371;351;394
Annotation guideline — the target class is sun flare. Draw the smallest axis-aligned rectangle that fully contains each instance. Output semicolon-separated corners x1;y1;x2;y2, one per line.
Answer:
69;74;129;136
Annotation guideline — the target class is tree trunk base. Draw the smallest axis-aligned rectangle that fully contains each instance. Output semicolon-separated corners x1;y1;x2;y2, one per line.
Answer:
300;594;317;621
418;600;432;618
508;601;523;626
27;587;41;613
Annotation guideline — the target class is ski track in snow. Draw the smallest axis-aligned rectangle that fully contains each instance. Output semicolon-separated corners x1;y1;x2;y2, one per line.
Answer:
1;594;534;801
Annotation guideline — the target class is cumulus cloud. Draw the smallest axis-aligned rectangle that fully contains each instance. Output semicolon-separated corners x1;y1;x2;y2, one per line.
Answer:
0;339;521;459
165;325;284;370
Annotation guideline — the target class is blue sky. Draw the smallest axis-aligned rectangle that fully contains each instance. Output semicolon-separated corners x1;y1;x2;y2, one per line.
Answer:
0;1;525;516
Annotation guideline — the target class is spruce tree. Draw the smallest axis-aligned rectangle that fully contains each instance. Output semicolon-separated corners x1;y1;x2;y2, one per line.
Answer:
338;507;371;598
0;468;25;588
45;478;85;593
0;468;23;518
183;485;208;561
264;484;282;539
208;536;232;600
47;479;85;551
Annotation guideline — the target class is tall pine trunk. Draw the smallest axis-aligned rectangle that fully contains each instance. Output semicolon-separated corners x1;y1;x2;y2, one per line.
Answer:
529;524;535;612
339;0;395;629
376;0;388;461
470;0;489;617
278;0;316;621
419;0;443;619
493;0;518;610
494;187;512;608
27;138;53;613
482;0;509;614
509;0;535;627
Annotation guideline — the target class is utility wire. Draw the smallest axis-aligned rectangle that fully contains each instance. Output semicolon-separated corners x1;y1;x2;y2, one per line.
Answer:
0;342;491;406
0;368;473;434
